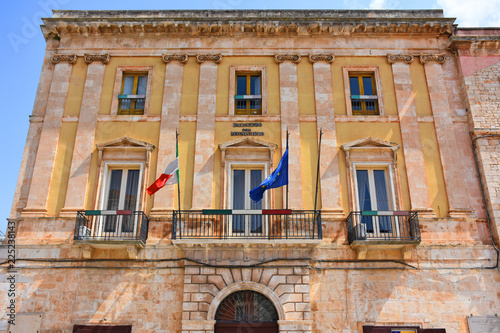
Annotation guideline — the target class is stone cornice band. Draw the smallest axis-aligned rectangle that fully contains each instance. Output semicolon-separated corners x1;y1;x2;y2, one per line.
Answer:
274;54;301;64
387;54;414;64
419;53;446;64
162;53;189;64
84;54;111;64
308;53;335;63
51;54;77;65
196;53;223;64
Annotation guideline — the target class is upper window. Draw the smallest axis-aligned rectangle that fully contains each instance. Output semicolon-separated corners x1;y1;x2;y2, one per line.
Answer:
118;73;148;115
229;66;267;116
349;73;379;115
343;66;385;116
235;73;262;115
111;66;153;116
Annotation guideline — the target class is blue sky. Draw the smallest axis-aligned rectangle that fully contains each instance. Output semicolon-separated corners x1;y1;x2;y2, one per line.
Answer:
1;0;499;234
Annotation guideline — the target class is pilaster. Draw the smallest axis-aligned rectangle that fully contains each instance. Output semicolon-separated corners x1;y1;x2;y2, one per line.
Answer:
310;55;343;217
276;54;303;209
150;55;187;216
389;55;434;217
60;54;109;217
422;55;472;217
22;55;75;217
191;55;220;209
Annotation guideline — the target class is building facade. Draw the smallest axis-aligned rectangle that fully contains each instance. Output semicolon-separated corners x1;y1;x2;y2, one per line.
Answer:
2;9;500;333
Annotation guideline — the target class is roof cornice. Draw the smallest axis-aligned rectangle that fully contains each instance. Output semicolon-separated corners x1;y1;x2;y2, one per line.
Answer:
41;9;455;39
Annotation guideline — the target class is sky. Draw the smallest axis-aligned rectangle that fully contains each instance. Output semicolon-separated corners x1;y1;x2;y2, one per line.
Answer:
1;0;499;234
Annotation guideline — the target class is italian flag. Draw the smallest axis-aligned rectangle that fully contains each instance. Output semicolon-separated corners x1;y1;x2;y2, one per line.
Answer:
146;157;179;196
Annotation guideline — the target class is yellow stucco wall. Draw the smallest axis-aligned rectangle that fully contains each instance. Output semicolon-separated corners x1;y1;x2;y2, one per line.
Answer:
419;122;449;217
45;54;449;218
332;56;398;116
300;122;319;210
410;62;433;117
216;57;280;116
297;61;316;116
99;57;165;116
48;122;77;216
181;57;200;115
63;58;87;116
336;122;410;212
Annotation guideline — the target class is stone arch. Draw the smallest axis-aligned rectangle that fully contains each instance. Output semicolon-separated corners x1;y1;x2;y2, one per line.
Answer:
207;281;286;322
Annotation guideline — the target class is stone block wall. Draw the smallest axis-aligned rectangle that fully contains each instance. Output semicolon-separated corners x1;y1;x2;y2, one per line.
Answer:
463;59;500;130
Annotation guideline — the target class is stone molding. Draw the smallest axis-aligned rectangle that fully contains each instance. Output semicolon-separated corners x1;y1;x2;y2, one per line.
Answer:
162;53;189;64
387;54;414;64
419;53;446;64
308;53;334;63
83;53;110;64
196;53;222;63
51;54;77;65
274;54;301;64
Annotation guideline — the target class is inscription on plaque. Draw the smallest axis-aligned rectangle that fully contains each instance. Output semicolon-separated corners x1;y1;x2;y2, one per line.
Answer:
231;122;264;136
468;315;500;333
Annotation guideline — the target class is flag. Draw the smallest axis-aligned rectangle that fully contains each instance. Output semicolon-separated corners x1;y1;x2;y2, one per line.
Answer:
250;148;288;202
146;157;179;196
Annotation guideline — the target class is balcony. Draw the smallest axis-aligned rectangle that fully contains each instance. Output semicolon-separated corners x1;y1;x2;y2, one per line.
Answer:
74;211;149;257
118;95;145;115
172;209;321;246
346;211;421;259
351;95;379;115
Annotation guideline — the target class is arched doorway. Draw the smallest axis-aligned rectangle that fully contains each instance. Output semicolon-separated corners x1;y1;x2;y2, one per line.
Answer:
214;290;279;333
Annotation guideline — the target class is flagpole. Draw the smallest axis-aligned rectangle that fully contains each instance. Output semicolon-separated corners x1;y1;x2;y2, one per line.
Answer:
176;129;181;215
314;128;323;212
286;129;289;210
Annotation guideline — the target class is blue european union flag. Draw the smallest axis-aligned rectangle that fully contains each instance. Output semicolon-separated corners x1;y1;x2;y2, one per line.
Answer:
249;148;288;202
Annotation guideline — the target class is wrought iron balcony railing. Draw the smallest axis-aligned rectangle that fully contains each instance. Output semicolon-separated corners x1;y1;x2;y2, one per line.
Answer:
74;210;149;245
172;209;321;240
118;95;146;115
351;95;379;115
346;211;420;244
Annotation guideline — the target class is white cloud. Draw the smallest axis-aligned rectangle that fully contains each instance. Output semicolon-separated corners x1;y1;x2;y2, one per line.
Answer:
438;0;500;27
369;0;387;9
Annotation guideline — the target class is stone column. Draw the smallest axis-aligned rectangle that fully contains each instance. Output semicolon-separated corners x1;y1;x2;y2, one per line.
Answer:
421;53;471;217
310;54;343;218
22;54;77;217
388;54;434;217
150;54;188;216
191;54;222;209
60;54;110;216
276;54;303;209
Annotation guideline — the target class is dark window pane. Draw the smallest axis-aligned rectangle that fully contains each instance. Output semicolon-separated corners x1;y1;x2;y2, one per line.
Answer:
349;76;360;95
250;75;260;95
236;76;247;95
362;76;374;95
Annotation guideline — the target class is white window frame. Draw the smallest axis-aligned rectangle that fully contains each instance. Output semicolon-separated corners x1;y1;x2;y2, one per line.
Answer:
353;162;400;236
226;162;269;236
97;162;144;237
229;65;268;116
342;66;385;116
110;66;154;116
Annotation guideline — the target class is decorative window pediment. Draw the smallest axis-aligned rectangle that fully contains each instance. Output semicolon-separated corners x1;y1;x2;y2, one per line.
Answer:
96;136;155;162
341;136;400;151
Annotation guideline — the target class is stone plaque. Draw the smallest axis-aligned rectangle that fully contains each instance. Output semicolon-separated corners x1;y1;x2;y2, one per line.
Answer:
8;313;43;333
468;315;500;333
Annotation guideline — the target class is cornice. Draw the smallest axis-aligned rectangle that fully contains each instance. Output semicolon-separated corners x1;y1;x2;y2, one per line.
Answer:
162;53;189;64
51;54;77;65
196;53;222;64
41;10;455;39
308;53;334;63
419;53;446;64
387;54;414;64
83;53;110;64
274;54;301;64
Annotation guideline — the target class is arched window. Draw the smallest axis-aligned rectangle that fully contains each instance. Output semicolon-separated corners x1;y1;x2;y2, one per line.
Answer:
215;290;279;333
